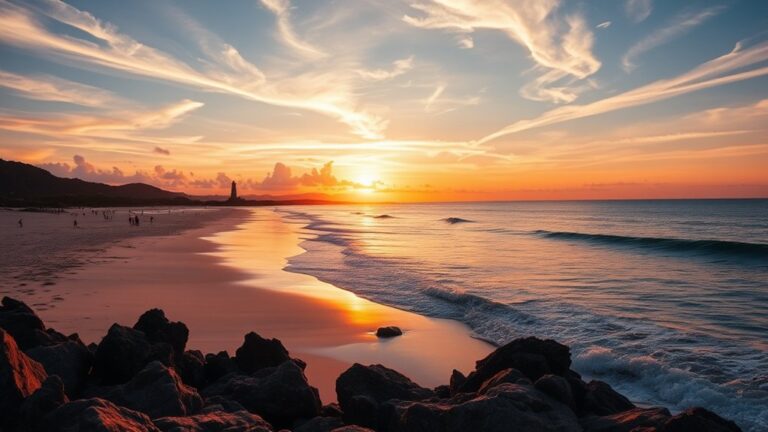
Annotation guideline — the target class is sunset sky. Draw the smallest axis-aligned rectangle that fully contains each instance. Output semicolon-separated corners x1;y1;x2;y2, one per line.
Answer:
1;0;767;200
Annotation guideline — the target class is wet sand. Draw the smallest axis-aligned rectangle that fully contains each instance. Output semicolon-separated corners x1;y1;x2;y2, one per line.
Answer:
1;206;492;402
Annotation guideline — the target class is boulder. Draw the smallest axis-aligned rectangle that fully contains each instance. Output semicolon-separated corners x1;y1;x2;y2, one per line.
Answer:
41;397;160;432
582;380;635;416
19;375;69;430
320;403;343;418
154;410;273;432
535;374;574;407
331;427;375;432
205;351;238;383
459;337;571;393
382;383;581;432
234;332;291;374
0;328;47;426
449;369;466;395
581;407;671;432
93;323;170;385
204;395;249;413
0;296;65;350
336;363;434;428
179;350;207;389
294;416;345;432
26;338;93;397
203;360;321;428
133;309;189;356
662;407;741;432
478;368;530;394
375;326;402;338
91;361;203;419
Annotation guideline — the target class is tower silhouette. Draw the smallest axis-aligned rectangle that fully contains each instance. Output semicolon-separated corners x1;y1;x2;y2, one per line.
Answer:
229;180;238;201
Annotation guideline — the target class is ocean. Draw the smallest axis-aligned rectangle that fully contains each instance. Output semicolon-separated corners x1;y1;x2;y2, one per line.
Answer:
276;199;767;431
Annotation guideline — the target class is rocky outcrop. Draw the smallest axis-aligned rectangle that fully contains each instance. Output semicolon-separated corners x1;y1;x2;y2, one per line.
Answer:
41;398;160;432
375;326;402;338
0;296;65;349
154;410;273;432
0;328;48;427
134;308;189;357
18;375;69;430
26;337;93;397
581;407;672;432
234;331;291;374
663;407;742;432
89;361;203;419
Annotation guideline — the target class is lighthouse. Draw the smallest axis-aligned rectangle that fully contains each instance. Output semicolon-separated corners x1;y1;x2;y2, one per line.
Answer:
229;180;238;201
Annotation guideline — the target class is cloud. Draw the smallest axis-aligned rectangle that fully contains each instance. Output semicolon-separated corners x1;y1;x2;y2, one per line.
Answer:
257;161;356;190
153;146;170;156
0;0;384;138
0;70;120;107
357;56;414;81
626;0;653;23
424;84;446;112
456;34;474;49
622;7;724;72
39;155;151;184
478;40;768;144
596;21;611;29
403;0;601;104
260;0;326;59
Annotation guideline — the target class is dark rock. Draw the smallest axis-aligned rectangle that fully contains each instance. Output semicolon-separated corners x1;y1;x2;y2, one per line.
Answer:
0;296;65;350
535;374;574;407
90;361;203;419
320;403;343;417
234;331;291;374
662;407;741;432
459;337;571;392
583;380;635;416
581;407;671;432
331;427;375;432
0;328;47;427
19;375;69;430
375;326;402;338
434;384;451;398
133;309;189;356
205;351;238;383
179;350;206;389
41;397;160;431
383;383;580;432
26;339;93;397
449;369;466;395
336;363;434;428
93;323;176;385
294;416;345;432
478;368;530;394
203;360;321;429
154;410;273;432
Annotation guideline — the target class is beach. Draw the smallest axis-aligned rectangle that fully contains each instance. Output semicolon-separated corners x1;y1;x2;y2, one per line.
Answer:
0;206;492;403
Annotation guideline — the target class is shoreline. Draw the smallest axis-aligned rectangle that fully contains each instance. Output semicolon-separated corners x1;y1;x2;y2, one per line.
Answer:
1;206;492;402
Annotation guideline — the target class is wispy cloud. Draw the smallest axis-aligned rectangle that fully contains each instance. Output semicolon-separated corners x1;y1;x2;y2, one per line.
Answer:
0;0;384;138
623;6;724;72
626;0;653;23
357;56;414;81
596;21;611;29
478;40;768;144
403;0;601;104
259;0;327;59
0;70;120;107
424;84;445;112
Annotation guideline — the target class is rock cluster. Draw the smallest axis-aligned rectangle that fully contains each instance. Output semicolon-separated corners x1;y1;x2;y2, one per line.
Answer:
0;296;742;431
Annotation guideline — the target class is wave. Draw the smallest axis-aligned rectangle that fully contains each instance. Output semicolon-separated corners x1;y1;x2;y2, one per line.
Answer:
443;217;474;224
535;230;768;260
372;214;395;219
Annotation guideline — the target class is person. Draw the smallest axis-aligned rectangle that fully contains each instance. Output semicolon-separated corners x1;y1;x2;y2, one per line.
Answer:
150;216;154;224
18;218;22;228
135;215;140;226
73;219;78;228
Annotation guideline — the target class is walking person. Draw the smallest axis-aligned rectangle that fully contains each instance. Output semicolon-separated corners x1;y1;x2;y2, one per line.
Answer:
18;218;22;228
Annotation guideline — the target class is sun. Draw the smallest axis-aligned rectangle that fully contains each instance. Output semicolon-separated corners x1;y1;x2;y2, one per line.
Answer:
355;172;377;187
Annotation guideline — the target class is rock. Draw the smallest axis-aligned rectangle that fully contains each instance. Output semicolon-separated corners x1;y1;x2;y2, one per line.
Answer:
478;368;530;394
294;416;345;432
179;350;206;389
662;407;741;432
234;332;291;374
320;403;343;418
0;328;47;427
535;374;574;407
91;361;203;419
459;337;571;393
582;380;635;416
0;296;65;350
93;323;170;385
336;363;434;428
375;326;402;338
331;427;375;432
26;338;93;397
205;351;238;383
449;369;466;395
133;309;189;356
434;384;451;398
382;383;581;432
203;360;321;428
204;395;249;413
41;397;160;432
154;410;273;432
581;407;671;432
19;375;69;430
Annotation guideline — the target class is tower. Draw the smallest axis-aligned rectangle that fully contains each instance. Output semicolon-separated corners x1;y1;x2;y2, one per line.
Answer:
229;180;238;201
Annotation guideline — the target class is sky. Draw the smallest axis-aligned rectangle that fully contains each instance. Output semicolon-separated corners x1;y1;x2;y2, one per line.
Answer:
1;0;767;201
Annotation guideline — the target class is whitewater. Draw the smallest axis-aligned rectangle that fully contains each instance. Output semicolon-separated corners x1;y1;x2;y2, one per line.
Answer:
277;199;767;431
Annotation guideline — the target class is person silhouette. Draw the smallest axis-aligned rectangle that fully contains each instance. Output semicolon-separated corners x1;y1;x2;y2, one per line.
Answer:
73;219;78;228
18;218;22;228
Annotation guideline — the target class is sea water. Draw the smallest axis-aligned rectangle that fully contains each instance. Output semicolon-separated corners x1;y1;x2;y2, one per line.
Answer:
277;199;767;431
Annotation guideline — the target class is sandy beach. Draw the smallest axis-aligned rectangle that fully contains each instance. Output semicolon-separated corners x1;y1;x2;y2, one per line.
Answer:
0;206;491;402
